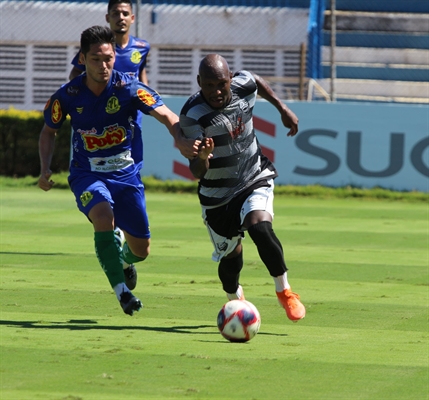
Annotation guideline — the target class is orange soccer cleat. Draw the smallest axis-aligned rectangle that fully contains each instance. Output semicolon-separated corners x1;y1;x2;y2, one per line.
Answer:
276;289;306;322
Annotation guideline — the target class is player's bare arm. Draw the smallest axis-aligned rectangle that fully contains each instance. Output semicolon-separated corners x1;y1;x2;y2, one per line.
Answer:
69;66;84;81
149;105;199;158
38;124;58;191
139;66;148;85
189;137;214;179
251;72;299;137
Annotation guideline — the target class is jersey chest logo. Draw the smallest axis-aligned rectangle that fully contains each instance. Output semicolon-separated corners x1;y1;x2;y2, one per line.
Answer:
81;124;126;151
130;50;142;64
105;96;121;114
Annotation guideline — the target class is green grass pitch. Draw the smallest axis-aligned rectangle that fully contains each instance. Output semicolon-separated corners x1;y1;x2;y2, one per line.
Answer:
0;186;427;399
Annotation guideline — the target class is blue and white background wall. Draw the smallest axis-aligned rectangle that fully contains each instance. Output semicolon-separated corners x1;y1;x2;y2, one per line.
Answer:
142;98;429;193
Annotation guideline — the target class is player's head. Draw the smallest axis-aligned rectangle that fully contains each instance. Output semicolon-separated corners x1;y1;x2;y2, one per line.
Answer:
107;0;132;13
80;25;115;56
80;26;116;84
198;54;233;109
106;0;135;35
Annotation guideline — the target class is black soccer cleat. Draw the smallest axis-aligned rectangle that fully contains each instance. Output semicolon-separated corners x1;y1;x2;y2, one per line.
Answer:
124;264;137;290
119;291;142;316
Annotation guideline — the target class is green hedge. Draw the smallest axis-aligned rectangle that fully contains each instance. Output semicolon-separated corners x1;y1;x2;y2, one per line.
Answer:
0;108;71;177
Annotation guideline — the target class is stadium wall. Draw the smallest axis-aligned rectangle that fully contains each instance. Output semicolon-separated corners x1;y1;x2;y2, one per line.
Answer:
143;98;429;192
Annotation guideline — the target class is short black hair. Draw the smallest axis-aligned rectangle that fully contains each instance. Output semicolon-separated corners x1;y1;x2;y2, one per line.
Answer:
107;0;133;13
80;25;116;56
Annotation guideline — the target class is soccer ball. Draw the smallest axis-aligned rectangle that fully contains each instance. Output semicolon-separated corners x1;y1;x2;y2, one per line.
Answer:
217;300;261;342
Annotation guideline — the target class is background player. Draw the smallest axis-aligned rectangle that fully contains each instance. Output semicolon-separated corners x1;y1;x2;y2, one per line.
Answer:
69;0;150;84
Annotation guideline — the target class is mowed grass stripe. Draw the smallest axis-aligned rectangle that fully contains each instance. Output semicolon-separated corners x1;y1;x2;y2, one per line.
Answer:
1;187;428;399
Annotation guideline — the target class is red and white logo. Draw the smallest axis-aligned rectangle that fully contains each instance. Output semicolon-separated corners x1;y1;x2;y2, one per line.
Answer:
173;115;276;180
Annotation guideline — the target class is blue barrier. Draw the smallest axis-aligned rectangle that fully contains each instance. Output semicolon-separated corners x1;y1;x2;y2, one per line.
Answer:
306;0;325;79
323;32;429;50
322;65;429;83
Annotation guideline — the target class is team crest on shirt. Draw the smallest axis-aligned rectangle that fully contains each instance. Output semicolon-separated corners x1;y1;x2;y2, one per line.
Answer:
137;89;156;106
229;115;245;139
76;107;83;114
130;50;142;64
51;99;62;124
80;124;126;151
105;96;121;114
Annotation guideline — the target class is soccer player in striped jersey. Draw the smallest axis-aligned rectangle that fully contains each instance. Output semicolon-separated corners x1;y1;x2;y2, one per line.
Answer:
180;54;305;322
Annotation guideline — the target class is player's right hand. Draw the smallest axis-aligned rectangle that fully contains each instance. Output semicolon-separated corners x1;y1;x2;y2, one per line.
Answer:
198;137;214;160
38;170;55;191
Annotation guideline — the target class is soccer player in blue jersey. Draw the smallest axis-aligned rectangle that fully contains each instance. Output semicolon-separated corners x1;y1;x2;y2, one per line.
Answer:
38;26;197;316
69;0;150;84
67;1;188;292
180;54;306;322
69;0;151;167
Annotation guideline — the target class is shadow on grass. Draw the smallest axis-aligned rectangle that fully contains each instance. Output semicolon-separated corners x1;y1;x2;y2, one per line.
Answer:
0;319;287;337
1;251;81;256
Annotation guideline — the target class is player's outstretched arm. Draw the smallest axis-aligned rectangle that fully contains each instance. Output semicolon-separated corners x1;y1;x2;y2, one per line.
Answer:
38;124;58;191
150;105;199;158
252;72;299;137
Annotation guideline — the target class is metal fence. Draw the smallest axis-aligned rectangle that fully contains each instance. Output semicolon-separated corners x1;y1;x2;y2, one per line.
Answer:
0;1;319;110
0;0;428;111
320;0;429;103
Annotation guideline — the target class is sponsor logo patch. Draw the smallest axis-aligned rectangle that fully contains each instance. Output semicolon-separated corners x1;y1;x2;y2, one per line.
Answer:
51;99;62;124
80;124;126;151
137;89;156;106
67;86;80;96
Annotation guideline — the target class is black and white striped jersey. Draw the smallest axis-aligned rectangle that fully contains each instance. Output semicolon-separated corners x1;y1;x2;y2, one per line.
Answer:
180;70;277;208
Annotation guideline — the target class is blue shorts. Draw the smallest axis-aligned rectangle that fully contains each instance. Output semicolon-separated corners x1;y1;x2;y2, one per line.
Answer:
69;173;150;239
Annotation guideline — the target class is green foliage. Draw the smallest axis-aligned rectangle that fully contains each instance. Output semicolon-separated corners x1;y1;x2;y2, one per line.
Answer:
1;173;428;202
0;188;427;399
0;107;71;177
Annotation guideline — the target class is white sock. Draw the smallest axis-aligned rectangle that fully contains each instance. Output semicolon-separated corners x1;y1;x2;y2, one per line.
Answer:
273;273;291;292
227;285;243;300
113;283;130;300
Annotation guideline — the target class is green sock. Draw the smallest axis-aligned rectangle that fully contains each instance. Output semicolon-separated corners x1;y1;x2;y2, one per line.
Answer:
94;231;125;288
123;242;146;264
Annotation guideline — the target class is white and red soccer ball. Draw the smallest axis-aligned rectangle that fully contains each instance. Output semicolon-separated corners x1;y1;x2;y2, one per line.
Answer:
217;300;261;342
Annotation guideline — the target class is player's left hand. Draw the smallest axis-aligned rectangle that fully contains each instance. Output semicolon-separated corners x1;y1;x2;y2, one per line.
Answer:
176;136;200;159
281;108;299;137
38;170;55;191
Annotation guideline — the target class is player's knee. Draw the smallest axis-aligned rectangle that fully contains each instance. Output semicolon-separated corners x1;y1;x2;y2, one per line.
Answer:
124;241;149;262
247;220;273;246
133;245;149;259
